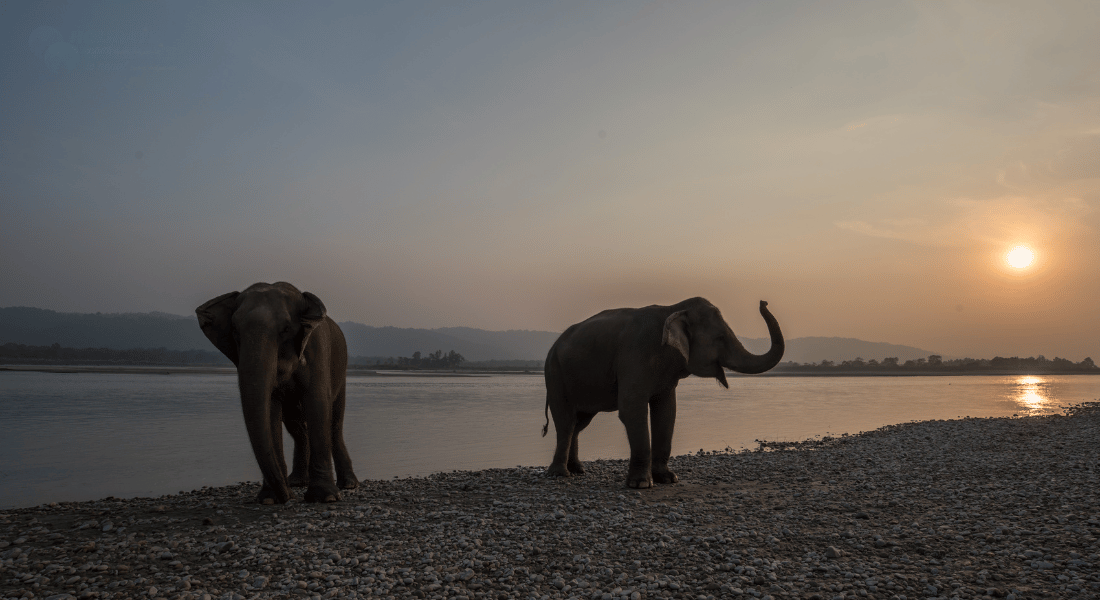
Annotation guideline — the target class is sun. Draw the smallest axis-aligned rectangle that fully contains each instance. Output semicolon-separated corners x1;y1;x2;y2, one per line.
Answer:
1005;245;1035;269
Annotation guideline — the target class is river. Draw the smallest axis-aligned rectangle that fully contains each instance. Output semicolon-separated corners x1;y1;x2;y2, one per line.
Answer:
1;371;1096;508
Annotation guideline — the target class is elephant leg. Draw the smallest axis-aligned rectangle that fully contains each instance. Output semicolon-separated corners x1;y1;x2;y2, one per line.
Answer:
239;361;292;505
329;383;359;490
283;399;310;487
269;398;291;485
545;365;575;477
568;412;596;474
650;388;678;484
301;390;341;503
618;389;653;489
547;408;577;477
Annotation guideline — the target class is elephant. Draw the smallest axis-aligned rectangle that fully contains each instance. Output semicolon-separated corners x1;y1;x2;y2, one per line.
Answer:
196;282;358;504
542;297;784;489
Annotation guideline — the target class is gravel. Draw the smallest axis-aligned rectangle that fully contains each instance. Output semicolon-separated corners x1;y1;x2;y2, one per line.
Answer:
2;403;1098;600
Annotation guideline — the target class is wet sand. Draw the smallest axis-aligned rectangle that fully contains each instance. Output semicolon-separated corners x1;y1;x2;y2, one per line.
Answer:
2;405;1098;600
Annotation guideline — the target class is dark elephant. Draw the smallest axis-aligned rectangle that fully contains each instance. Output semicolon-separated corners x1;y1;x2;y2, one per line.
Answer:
542;297;784;488
196;282;358;504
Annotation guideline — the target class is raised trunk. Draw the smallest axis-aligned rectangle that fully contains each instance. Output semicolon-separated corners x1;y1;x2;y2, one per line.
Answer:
725;300;785;375
236;338;284;490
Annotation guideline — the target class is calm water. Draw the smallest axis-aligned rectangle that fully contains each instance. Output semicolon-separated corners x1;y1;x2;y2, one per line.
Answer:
1;372;1097;508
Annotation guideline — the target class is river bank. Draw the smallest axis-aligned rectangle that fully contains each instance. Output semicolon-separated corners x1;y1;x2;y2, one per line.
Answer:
2;406;1098;600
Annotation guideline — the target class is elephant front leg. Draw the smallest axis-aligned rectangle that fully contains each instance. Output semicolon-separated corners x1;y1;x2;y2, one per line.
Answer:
618;394;653;489
239;365;292;505
650;389;678;484
330;386;359;490
267;399;298;501
282;400;310;487
301;391;341;503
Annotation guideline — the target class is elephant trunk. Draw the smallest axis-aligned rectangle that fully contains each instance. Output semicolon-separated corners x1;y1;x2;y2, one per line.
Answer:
236;336;285;489
724;300;785;375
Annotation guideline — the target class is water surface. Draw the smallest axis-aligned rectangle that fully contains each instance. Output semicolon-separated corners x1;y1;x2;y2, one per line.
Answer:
1;372;1095;508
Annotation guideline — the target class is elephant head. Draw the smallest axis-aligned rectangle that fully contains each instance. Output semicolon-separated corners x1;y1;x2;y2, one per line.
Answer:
662;299;785;387
196;283;327;377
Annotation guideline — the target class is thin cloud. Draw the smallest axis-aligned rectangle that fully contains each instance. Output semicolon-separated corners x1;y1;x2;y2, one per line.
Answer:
838;194;1096;248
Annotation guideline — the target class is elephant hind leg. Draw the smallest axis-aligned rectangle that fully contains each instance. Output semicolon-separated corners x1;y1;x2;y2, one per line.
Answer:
544;358;575;477
568;412;596;474
547;412;576;477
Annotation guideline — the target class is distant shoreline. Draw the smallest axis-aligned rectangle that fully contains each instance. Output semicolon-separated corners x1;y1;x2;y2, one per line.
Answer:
2;364;1098;377
757;369;1100;377
0;365;497;377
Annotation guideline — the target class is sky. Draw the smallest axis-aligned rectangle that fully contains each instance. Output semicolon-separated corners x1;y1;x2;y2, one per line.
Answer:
2;1;1099;360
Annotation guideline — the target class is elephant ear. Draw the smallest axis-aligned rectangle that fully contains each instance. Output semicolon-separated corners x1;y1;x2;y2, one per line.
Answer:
296;291;328;366
662;310;690;364
196;291;241;365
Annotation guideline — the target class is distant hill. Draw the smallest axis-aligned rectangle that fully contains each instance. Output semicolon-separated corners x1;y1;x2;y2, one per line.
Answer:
0;307;210;351
0;307;559;362
741;335;935;364
338;323;560;362
0;307;935;364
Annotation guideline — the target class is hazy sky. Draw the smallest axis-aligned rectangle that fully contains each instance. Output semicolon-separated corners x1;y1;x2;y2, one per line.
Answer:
3;1;1099;360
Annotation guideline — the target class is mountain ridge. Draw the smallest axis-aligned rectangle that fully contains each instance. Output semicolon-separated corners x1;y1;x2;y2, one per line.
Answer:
0;306;936;363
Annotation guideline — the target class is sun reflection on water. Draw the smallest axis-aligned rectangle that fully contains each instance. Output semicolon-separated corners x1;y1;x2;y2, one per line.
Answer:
1014;375;1051;414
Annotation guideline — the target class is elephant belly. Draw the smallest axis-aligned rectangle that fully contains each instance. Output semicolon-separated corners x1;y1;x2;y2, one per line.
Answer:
565;383;619;414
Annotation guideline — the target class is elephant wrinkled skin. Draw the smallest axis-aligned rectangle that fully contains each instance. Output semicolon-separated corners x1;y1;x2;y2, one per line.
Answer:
543;297;784;489
196;282;358;504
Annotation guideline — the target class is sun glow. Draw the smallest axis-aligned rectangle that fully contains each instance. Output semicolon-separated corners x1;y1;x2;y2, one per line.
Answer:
1005;246;1035;269
1014;376;1050;414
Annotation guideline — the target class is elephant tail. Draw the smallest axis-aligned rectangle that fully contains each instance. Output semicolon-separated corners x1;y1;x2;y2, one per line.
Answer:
542;346;560;437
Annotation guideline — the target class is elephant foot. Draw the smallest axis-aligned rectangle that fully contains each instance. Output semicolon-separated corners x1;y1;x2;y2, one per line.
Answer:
287;472;309;488
304;482;342;503
652;470;678;484
546;463;572;477
567;460;586;475
256;481;292;505
337;473;359;490
626;475;653;489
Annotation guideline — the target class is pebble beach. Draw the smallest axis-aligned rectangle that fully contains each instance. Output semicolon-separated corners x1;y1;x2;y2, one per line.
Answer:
2;404;1098;600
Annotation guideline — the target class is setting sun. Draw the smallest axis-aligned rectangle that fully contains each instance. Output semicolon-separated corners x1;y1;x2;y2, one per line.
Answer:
1006;245;1035;269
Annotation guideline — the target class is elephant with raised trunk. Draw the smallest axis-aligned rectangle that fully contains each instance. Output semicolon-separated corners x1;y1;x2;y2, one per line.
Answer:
543;298;784;488
196;282;358;504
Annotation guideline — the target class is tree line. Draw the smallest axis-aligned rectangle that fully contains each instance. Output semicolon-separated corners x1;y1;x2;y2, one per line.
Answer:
362;349;467;369
776;354;1099;373
5;341;1098;375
